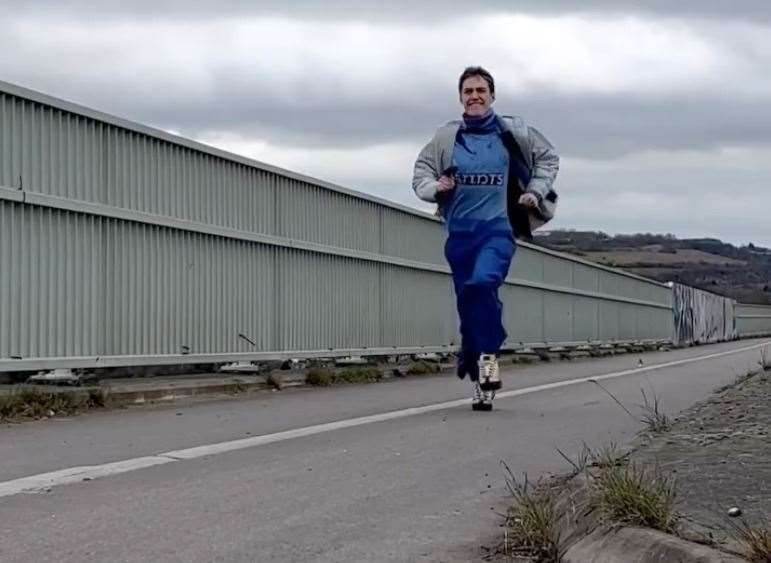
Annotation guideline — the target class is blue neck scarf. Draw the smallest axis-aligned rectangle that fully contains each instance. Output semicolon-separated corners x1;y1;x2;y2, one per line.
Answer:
461;109;498;134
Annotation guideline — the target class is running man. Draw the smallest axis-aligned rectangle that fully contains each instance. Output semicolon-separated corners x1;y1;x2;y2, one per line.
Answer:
412;66;559;410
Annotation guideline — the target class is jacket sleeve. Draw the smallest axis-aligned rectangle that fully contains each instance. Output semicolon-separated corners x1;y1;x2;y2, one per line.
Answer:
412;136;441;203
525;126;559;201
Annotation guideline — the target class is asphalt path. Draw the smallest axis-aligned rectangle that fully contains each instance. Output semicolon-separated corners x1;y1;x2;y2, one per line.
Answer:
0;338;768;562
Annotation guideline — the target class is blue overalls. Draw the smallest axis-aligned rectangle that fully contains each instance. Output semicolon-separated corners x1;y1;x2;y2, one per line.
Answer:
441;111;524;380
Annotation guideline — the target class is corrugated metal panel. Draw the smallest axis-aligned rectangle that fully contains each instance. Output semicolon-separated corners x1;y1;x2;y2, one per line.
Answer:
0;201;102;358
0;96;103;200
618;302;639;340
101;220;276;356
672;283;736;345
278;250;381;350
543;254;573;288
598;301;620;341
736;303;771;317
0;195;682;369
276;179;382;253
380;207;445;267
543;292;575;342
501;285;544;344
572;263;600;293
509;245;545;283
735;303;771;337
572;296;600;341
381;266;457;347
1;85;678;291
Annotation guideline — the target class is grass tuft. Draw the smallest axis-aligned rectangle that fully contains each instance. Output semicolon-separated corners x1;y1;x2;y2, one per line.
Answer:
502;462;562;562
730;519;771;562
305;367;382;387
335;367;382;384
227;381;250;394
639;387;671;433
590;442;626;470
0;386;108;422
517;355;537;364
265;372;283;390
305;368;334;386
589;379;672;434
406;361;440;375
87;387;108;408
590;459;678;533
555;442;592;477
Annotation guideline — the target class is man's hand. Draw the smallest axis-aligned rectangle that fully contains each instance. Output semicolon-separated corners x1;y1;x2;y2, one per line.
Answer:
518;193;539;208
437;175;455;192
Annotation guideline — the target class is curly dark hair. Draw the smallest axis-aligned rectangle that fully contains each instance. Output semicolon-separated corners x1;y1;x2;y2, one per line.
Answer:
458;66;495;95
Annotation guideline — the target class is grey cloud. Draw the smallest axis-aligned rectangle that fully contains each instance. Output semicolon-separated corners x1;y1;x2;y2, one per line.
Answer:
6;44;771;161
517;93;771;158
57;80;771;161
3;2;770;250
4;0;770;161
7;0;771;23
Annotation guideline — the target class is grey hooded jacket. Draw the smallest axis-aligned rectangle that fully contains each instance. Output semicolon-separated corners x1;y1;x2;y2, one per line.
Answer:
412;115;559;231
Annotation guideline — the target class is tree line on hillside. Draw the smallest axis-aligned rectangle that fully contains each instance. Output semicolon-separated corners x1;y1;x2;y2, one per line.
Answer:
533;230;771;305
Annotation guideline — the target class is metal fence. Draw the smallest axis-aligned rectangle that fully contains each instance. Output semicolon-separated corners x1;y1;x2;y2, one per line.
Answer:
735;303;771;338
672;283;736;346
0;79;748;374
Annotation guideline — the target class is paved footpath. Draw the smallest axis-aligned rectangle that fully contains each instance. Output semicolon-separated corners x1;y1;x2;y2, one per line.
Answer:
0;339;768;562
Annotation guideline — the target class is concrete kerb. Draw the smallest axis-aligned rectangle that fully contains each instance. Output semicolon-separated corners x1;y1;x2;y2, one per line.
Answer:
1;341;674;420
106;358;456;405
0;359;456;413
563;527;747;562
1;340;676;417
517;457;751;563
502;368;769;563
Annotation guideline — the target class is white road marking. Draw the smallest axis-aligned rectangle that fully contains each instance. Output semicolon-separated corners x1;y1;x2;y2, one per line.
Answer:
1;340;768;498
0;457;174;498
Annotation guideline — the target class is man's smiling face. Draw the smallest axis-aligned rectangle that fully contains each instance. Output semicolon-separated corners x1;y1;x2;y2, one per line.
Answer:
460;75;494;117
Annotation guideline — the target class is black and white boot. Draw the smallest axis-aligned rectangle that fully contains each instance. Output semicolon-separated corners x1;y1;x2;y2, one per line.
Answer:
478;354;501;392
471;380;492;411
482;388;495;410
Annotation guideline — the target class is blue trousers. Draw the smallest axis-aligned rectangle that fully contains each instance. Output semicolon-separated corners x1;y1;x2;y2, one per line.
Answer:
444;228;516;380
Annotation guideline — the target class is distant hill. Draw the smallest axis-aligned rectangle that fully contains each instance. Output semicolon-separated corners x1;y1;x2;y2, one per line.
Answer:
533;230;771;305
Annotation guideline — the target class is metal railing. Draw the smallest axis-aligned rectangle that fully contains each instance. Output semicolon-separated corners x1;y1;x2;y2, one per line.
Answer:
0;79;746;373
736;303;771;338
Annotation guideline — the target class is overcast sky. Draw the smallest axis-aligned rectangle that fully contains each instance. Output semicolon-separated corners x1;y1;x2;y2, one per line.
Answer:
2;1;770;247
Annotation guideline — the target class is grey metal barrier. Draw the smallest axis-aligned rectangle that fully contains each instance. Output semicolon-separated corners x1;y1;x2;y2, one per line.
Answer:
735;303;771;338
1;80;676;373
672;283;736;346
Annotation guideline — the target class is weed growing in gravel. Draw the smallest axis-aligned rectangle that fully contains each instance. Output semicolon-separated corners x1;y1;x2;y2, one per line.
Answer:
305;368;334;386
227;381;249;394
0;386;107;421
730;518;771;562
88;388;107;408
555;442;592;476
265;372;283;390
335;367;382;384
590;459;678;533
639;387;671;432
760;346;770;371
554;442;627;478
502;462;562;562
305;367;382;386
406;361;440;375
591;443;628;470
503;442;679;560
555;443;676;532
589;379;671;433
